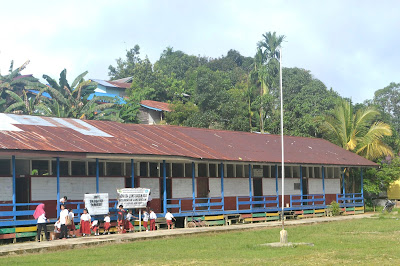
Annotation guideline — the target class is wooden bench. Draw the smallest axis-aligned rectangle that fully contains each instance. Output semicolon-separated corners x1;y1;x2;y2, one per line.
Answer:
204;215;225;226
0;226;38;243
224;214;240;225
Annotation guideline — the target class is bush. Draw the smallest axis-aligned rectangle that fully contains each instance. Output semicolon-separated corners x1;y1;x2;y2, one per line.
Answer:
329;201;340;216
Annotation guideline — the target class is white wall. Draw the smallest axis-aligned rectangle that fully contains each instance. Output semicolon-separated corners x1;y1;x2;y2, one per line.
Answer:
262;178;277;195
140;178;160;198
224;178;249;197
325;179;341;194
0;177;12;201
308;178;323;194
31;177;125;201
262;178;301;195
172;178;192;198
209;178;221;197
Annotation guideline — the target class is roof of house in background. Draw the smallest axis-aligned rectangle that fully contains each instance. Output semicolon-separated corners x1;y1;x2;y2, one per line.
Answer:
0;113;377;167
140;100;171;112
112;77;132;83
91;79;131;89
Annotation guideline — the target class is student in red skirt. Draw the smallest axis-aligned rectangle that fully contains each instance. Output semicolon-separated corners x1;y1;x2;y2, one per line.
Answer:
68;209;76;238
91;220;99;236
142;210;149;232
103;213;111;235
117;205;125;234
125;210;137;232
149;209;157;231
80;208;91;236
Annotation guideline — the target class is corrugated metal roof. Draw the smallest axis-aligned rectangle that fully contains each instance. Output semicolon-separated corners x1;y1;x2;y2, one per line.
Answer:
140;100;171;112
107;81;131;89
91;79;118;88
0;114;377;167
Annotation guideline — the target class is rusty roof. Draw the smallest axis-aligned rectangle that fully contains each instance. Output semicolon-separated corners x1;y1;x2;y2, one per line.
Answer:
0;114;376;167
140;100;171;112
107;81;131;89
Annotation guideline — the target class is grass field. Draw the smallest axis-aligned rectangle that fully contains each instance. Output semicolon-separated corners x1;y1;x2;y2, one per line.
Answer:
1;214;400;265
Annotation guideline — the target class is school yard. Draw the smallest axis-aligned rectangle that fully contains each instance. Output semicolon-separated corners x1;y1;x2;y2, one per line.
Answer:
0;213;399;265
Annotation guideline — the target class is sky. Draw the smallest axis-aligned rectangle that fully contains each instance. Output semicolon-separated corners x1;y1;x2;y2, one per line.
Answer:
0;0;398;103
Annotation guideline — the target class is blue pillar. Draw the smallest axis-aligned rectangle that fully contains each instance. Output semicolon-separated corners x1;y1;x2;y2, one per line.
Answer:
96;158;99;193
220;162;224;211
131;159;135;188
360;168;364;197
56;157;60;216
299;165;303;206
192;162;195;212
12;155;16;221
275;164;279;198
342;167;345;195
322;166;326;205
163;160;167;214
248;164;252;198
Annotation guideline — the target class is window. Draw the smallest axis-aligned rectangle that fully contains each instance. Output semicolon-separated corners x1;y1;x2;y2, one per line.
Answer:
52;160;69;176
271;165;277;177
263;165;270;177
244;165;249;178
227;164;234;177
160;163;170;177
172;163;184;177
198;163;207;177
209;164;217;177
285;166;291;178
185;163;193;177
107;162;123;176
32;160;49;176
0;159;10;175
140;162;148;177
293;166;300;178
236;165;243;177
71;161;86;176
88;161;104;176
314;167;321;178
149;163;159;177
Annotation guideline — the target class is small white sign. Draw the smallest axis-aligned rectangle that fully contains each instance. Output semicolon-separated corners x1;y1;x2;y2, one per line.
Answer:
117;188;150;209
84;193;109;215
253;168;263;178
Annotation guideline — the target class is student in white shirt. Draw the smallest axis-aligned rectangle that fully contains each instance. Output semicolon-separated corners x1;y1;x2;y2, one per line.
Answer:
103;213;111;235
59;204;69;239
165;210;175;230
142;210;149;232
125;210;136;232
91;220;99;236
59;196;68;204
149;209;157;231
80;209;91;236
68;209;76;237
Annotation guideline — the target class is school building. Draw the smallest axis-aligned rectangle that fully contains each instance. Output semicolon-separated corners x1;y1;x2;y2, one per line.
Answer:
0;113;375;228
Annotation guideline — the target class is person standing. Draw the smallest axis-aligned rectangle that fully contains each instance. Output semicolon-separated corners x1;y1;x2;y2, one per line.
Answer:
117;205;126;234
68;209;76;238
165;210;175;230
33;203;50;242
149;209;157;231
103;213;111;235
80;208;91;236
59;204;69;239
142;210;149;232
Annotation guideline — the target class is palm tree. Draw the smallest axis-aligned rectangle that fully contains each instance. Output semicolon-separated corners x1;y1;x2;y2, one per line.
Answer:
255;31;285;133
4;89;46;115
319;99;393;160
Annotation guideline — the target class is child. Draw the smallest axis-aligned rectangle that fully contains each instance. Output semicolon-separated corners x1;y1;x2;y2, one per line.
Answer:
52;219;61;240
165;210;175;230
142;210;149;232
68;209;76;238
149;209;157;231
59;196;68;204
103;213;111;235
80;208;91;236
125;210;136;232
91;220;99;236
117;205;125;234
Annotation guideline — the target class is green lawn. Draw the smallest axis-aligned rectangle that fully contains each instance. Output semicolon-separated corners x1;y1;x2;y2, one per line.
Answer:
2;216;400;265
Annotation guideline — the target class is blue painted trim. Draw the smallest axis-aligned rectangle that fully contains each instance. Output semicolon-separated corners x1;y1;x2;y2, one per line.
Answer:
299;165;303;206
96;158;99;193
141;104;164;112
12;155;16;221
342;167;345;195
56;157;60;216
360;168;363;198
220;162;224;211
163;160;167;214
192;162;195;212
248;164;252;198
322;166;325;205
131;159;135;188
275;164;278;198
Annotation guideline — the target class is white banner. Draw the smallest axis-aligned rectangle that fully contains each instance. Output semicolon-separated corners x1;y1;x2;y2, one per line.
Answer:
117;188;150;209
84;193;109;215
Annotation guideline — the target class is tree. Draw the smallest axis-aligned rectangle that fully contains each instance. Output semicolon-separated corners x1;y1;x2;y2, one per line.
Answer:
319;98;393;160
108;45;142;80
42;69;118;120
255;31;285;133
